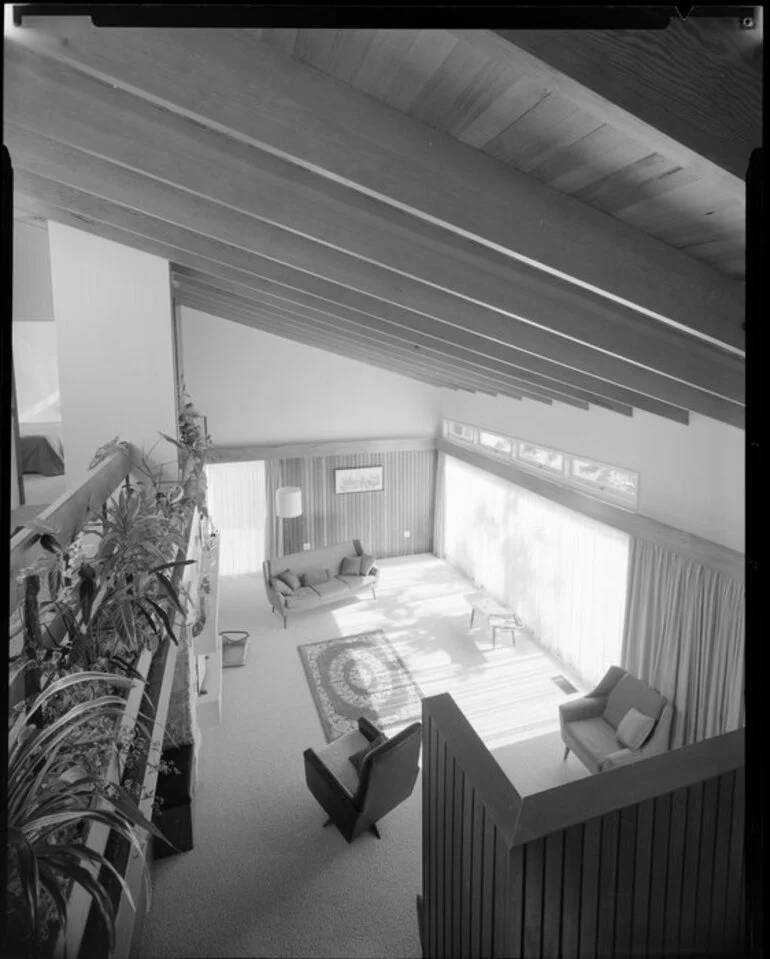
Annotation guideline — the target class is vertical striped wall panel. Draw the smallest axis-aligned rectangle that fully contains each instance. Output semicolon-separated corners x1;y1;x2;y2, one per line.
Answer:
422;694;746;959
422;695;523;959
276;448;436;557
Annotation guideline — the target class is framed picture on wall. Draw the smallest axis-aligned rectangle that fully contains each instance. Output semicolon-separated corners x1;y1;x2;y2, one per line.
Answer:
334;465;384;494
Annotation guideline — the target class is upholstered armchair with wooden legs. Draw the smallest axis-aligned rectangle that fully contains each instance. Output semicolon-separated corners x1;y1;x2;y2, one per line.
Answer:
559;665;673;774
303;717;422;843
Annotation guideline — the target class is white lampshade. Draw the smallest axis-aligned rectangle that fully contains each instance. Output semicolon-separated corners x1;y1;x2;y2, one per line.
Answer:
275;486;303;519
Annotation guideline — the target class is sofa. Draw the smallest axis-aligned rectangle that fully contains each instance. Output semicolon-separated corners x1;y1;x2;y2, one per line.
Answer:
559;665;673;773
263;539;379;627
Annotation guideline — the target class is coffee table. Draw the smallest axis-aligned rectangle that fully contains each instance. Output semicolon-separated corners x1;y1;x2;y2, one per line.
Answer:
466;593;506;627
465;593;525;648
487;613;525;648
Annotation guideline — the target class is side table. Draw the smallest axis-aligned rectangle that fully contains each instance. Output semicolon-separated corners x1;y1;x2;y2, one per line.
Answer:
487;613;525;648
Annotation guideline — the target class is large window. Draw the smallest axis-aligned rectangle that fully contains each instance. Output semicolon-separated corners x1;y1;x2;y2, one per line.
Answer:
205;460;267;575
443;419;639;511
441;455;630;687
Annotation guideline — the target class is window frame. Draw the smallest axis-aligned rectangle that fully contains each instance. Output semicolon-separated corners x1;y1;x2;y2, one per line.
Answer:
514;439;566;477
565;455;640;509
441;418;639;512
477;428;515;459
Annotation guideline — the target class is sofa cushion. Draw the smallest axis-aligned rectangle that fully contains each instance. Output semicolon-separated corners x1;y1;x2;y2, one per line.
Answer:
603;673;666;729
565;717;621;763
340;554;362;576
301;568;331;588
310;579;351;600
336;574;375;591
616;707;656;751
269;577;293;596
284;586;321;609
276;568;302;591
359;552;376;576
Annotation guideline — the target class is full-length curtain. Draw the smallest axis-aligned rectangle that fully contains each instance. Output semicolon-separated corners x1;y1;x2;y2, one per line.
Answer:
432;451;447;558
205;460;267;575
621;538;745;748
443;456;630;687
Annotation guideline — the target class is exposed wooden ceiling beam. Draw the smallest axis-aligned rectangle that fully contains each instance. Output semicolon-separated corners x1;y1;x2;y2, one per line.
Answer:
3;46;743;396
12;183;686;422
174;266;689;422
6;136;745;427
12;176;738;427
175;274;629;414
483;20;760;183
176;291;529;401
8;22;744;351
176;287;564;406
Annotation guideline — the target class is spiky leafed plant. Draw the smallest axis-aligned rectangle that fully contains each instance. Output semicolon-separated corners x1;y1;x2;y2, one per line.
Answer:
6;671;171;956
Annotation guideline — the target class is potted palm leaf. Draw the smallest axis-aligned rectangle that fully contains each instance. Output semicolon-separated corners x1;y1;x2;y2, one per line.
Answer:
6;671;170;957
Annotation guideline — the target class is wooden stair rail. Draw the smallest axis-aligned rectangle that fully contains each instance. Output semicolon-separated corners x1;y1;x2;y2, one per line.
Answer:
8;443;144;613
421;692;746;959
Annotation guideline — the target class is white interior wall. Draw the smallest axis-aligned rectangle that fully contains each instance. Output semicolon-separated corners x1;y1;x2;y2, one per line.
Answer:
441;392;744;554
12;322;61;422
48;223;178;488
12;218;55;322
179;306;443;444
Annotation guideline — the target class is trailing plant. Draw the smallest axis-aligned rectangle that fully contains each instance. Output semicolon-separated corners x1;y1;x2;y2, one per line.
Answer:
6;672;171;957
159;383;213;517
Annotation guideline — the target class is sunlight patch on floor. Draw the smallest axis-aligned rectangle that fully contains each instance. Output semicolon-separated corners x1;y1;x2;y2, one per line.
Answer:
329;554;589;751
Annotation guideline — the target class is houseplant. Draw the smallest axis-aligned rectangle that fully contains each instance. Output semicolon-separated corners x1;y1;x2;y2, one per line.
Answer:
6;671;169;957
6;401;213;956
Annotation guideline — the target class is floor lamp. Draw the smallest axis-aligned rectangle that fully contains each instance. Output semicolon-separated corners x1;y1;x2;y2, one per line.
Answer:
275;486;302;557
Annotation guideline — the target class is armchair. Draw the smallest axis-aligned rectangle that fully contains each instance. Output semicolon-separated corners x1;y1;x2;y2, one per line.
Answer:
559;666;672;774
303;717;422;843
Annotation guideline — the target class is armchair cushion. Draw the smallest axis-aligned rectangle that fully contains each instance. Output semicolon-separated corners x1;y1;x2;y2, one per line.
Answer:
359;553;376;576
301;568;331;588
269;577;293;596
313;729;371;798
616;707;656;751
276;568;302;591
603;673;666;729
349;734;387;774
340;554;362;575
564;717;620;761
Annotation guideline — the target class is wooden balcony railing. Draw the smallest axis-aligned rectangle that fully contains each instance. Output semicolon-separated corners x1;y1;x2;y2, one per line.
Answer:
420;692;747;959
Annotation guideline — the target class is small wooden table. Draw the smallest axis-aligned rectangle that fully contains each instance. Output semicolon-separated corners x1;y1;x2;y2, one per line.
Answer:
487;613;525;648
467;594;506;627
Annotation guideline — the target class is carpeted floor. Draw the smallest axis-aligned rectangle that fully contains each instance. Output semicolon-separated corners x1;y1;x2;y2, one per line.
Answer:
139;554;590;959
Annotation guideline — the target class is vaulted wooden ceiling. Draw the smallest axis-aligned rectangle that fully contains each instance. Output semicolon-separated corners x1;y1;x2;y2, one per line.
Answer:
5;15;757;428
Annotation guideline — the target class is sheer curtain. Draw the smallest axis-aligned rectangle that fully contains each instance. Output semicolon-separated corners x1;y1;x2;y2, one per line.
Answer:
433;451;447;557
622;538;745;748
443;456;630;687
205;461;267;576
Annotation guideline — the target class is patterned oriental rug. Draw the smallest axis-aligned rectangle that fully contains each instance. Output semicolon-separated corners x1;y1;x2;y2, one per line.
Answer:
298;630;424;742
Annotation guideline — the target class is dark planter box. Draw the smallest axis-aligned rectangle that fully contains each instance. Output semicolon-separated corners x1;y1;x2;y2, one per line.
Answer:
152;743;195;859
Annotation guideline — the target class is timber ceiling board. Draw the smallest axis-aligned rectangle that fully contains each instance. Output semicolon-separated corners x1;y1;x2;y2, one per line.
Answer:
280;26;755;281
4;19;746;429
